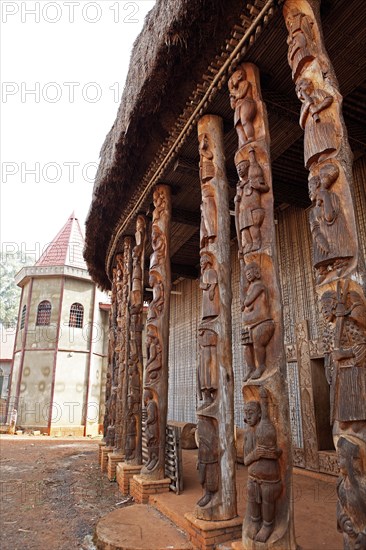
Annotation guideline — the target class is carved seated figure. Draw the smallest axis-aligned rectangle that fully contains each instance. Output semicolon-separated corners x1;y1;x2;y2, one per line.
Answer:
243;393;282;543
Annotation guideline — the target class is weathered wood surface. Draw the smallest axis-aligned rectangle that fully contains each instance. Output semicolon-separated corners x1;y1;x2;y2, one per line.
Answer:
195;114;237;521
284;1;366;547
229;63;296;548
141;185;171;480
125;215;147;466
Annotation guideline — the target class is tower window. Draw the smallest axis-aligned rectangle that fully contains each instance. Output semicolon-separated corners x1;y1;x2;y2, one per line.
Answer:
20;305;26;330
36;300;52;326
69;303;84;328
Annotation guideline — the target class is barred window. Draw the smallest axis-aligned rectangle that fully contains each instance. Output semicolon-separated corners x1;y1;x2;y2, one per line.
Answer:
20;305;27;330
36;300;52;326
69;303;84;328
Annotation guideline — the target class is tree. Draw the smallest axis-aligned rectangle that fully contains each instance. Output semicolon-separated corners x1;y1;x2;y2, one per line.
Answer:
0;252;34;327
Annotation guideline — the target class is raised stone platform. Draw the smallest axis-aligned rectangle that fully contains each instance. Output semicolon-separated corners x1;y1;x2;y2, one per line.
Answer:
107;452;124;481
185;513;242;550
130;475;171;504
98;441;106;465
100;446;114;473
95;504;192;549
116;462;142;495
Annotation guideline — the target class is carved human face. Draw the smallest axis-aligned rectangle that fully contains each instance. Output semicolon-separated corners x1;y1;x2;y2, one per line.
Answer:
200;254;210;271
244;402;261;426
308;176;320;201
320;296;336;322
245;265;259;283
237;161;248;180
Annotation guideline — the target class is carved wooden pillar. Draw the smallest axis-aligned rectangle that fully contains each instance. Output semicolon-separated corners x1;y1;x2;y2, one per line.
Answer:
141;185;171;480
195;114;237;522
114;237;132;455
125;215;147;466
102;267;117;444
284;2;366;547
229;63;296;547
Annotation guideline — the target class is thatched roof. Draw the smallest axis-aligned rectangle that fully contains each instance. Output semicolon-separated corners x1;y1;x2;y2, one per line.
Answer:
84;0;245;289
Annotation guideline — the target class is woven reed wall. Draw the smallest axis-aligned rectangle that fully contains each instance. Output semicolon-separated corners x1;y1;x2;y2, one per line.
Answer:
167;154;366;427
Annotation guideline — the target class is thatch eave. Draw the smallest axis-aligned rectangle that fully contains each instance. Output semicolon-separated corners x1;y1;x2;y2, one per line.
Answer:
84;0;247;290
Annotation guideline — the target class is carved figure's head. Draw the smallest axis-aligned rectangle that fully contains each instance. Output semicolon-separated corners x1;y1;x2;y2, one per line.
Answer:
319;162;339;189
308;175;321;201
200;252;213;271
244;401;261;427
143;388;153;405
244;262;261;282
337;436;361;478
296;78;313;100
320;290;337;322
236;160;250;180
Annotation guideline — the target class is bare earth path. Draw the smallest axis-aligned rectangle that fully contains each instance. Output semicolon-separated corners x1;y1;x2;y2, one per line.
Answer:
0;436;124;550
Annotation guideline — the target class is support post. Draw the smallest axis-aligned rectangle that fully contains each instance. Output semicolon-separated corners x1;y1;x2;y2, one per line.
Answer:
283;2;366;547
125;215;147;466
140;184;171;480
113;238;132;457
195;114;237;521
102;267;117;446
228;63;297;548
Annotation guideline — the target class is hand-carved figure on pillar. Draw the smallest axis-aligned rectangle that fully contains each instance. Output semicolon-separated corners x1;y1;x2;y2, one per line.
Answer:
105;386;117;447
125;396;137;461
285;11;315;81
229;67;257;148
197;327;218;410
199;133;217;248
321;285;366;426
242;262;275;382
147;272;164;321
143;389;159;472
196;416;219;508
336;437;366;550
130;244;143;316
128;355;140;407
243;390;282;543
145;325;162;384
200;252;219;321
296;78;337;169
235;149;269;255
308;163;352;282
150;226;166;270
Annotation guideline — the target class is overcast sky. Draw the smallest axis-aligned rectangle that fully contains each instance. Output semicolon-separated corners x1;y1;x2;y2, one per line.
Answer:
1;0;155;262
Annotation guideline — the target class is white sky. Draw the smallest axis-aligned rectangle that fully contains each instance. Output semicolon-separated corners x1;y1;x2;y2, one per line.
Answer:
1;0;155;262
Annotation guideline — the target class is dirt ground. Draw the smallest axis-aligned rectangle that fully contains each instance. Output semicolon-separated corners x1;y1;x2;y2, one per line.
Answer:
0;436;128;550
0;436;343;550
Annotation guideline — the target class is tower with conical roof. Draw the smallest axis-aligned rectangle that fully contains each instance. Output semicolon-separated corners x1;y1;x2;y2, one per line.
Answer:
7;213;109;436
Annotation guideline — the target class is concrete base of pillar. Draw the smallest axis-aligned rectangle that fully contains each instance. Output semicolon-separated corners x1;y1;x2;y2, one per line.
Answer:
184;512;242;550
107;452;124;481
100;446;114;473
130;474;170;504
116;462;142;495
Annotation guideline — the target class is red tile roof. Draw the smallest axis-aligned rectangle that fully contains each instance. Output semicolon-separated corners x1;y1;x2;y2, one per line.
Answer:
35;212;87;270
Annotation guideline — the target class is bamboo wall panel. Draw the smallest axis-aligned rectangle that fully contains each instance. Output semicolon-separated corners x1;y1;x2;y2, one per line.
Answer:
353;155;366;264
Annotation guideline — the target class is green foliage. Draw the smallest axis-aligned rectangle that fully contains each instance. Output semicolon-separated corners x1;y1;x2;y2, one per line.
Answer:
0;252;34;327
